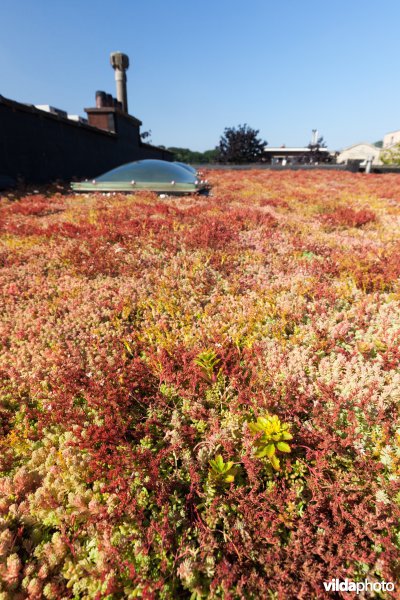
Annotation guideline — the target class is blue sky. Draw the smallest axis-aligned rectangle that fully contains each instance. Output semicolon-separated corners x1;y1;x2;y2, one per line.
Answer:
1;0;399;151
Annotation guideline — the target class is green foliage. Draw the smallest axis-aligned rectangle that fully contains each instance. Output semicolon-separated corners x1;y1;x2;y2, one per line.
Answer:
166;147;218;164
380;142;400;165
140;129;152;143
208;455;237;485
307;135;332;163
249;414;293;471
194;349;221;382
216;124;266;164
202;149;219;163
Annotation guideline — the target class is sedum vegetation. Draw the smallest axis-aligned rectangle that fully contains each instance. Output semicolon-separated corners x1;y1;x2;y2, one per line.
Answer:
0;170;400;598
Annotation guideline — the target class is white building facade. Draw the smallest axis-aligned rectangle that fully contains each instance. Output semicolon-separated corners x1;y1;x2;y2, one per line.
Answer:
336;143;382;165
383;130;400;149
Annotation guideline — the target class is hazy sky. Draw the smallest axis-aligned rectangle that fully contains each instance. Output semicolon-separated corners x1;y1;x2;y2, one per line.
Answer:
1;0;399;151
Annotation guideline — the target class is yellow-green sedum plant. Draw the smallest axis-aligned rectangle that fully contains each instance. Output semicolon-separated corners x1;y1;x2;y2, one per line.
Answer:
249;414;293;470
208;455;237;485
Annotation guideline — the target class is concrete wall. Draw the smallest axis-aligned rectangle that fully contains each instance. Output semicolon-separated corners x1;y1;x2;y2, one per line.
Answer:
0;95;172;184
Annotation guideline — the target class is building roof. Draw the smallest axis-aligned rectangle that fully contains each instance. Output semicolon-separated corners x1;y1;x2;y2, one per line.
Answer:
384;129;400;136
263;147;330;154
338;142;379;152
0;94;115;137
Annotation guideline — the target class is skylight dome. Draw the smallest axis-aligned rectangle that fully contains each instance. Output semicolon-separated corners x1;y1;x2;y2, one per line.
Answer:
174;162;197;174
71;159;208;194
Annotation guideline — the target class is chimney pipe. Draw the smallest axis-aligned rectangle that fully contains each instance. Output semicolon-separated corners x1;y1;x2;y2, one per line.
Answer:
110;51;129;113
311;129;319;146
96;91;106;108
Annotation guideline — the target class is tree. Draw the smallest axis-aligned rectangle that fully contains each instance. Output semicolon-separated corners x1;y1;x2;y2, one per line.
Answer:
202;149;219;163
140;130;152;143
380;143;400;165
307;135;331;163
216;124;266;164
166;147;219;164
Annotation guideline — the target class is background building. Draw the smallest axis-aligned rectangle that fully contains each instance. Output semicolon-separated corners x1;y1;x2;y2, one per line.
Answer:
336;143;382;166
262;130;333;165
0;52;172;186
383;129;400;149
262;146;332;165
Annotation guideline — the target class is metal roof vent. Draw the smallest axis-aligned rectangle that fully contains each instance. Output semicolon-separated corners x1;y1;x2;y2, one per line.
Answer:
110;52;129;113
